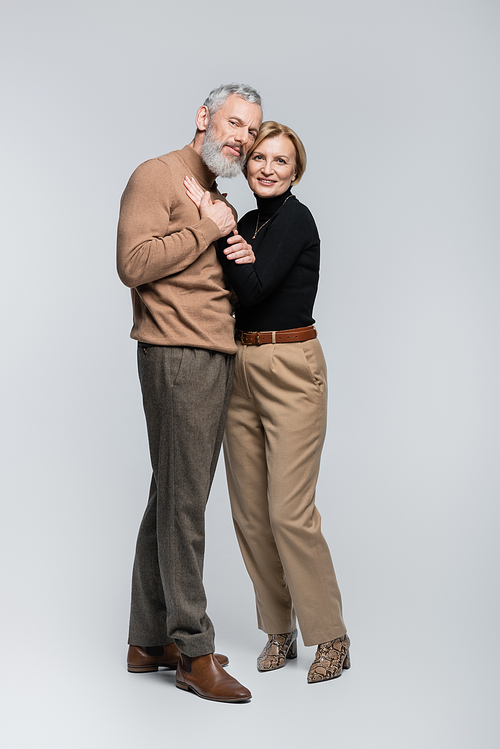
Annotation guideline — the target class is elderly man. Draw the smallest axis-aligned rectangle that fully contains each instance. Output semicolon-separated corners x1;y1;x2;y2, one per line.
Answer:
117;83;262;703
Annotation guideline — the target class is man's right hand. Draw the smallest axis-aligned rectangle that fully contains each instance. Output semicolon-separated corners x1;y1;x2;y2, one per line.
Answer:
199;191;236;237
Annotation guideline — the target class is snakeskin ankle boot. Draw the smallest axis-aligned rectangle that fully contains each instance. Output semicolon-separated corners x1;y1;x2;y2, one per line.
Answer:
307;634;351;683
257;629;298;672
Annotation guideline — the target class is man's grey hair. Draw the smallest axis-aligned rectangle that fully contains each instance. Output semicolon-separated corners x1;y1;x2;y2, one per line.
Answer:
203;83;262;116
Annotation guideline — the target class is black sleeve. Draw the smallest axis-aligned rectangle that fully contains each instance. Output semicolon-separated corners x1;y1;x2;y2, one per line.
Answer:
216;202;317;307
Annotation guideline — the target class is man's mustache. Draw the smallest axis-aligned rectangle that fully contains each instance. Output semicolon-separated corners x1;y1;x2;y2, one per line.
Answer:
222;141;242;156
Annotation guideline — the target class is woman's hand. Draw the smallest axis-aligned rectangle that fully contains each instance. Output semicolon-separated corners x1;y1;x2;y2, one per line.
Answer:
184;175;205;209
224;230;255;264
184;176;253;262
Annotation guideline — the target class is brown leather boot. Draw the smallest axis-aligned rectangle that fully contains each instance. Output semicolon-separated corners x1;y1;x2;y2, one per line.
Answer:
127;644;229;673
176;653;251;703
257;629;298;672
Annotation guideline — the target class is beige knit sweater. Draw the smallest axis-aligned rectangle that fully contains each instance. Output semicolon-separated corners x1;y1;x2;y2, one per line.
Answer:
117;145;237;354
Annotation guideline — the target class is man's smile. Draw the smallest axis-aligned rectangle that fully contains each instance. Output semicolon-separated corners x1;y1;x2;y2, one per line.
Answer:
224;143;242;157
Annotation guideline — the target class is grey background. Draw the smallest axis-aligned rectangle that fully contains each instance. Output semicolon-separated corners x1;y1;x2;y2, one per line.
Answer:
1;0;499;746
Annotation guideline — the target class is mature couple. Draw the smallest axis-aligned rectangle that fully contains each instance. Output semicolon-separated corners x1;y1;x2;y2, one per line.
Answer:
117;83;349;704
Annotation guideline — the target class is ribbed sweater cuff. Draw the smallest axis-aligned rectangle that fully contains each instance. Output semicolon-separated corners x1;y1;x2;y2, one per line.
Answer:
197;216;221;247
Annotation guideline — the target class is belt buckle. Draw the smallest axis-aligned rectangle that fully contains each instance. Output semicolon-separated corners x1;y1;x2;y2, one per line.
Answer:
255;332;260;345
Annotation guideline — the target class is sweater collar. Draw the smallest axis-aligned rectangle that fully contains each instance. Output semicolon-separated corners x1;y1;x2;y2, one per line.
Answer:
180;144;217;191
254;187;294;218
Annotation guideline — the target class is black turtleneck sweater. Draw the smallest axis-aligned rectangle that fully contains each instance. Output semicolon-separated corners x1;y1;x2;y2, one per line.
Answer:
217;189;320;331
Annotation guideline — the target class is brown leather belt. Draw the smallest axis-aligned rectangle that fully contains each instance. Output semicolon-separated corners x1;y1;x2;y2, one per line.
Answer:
236;325;317;346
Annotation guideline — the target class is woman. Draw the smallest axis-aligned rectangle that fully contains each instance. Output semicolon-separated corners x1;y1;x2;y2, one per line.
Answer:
185;121;349;684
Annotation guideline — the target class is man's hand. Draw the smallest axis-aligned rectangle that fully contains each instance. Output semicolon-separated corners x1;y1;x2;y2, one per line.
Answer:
224;230;255;264
199;192;236;237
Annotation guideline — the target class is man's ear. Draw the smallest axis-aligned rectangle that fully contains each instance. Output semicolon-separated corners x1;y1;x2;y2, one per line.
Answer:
195;105;210;133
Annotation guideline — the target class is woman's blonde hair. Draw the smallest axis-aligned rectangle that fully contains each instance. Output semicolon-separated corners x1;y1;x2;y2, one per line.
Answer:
246;121;307;185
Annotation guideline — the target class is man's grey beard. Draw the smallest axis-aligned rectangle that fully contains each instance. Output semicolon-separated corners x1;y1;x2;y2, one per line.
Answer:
200;122;246;178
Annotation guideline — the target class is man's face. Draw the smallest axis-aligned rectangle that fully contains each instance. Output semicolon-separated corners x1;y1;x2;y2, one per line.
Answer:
200;94;262;178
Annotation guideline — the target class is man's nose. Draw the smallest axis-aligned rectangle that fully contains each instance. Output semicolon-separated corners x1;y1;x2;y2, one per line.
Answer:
235;127;251;146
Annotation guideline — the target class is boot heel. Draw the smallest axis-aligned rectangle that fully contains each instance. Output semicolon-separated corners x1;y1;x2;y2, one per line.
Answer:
127;665;159;673
176;680;189;691
286;639;298;660
343;650;351;670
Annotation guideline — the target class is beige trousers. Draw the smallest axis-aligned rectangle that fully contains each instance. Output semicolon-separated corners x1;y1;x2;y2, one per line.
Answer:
223;337;346;646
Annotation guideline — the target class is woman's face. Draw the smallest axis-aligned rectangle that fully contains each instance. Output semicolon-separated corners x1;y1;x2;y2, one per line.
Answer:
246;135;297;198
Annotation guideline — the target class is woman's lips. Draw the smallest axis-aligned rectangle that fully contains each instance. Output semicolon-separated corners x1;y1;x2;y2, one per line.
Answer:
258;179;276;185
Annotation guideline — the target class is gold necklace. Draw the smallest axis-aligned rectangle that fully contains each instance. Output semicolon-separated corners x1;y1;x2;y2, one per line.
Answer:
252;194;293;240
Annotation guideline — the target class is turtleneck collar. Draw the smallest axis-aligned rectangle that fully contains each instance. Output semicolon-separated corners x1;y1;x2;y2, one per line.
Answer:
180;144;217;191
254;187;294;218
